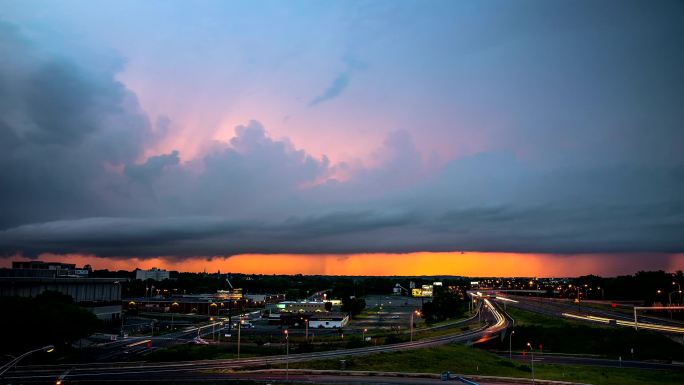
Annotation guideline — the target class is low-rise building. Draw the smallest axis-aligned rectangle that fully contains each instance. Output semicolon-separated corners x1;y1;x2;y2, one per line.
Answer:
308;312;349;328
276;300;332;313
5;261;90;278
135;267;170;281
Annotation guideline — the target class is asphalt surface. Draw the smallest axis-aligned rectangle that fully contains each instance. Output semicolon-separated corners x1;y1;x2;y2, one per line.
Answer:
503;353;684;371
501;295;684;330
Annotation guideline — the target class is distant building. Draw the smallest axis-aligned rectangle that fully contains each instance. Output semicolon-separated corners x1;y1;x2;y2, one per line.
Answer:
411;283;436;297
275;300;335;313
5;261;90;278
135;267;170;281
243;293;285;305
124;293;247;316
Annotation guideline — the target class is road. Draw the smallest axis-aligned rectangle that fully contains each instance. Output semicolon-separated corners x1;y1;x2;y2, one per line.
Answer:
3;299;510;383
503;353;684;371
494;294;684;333
2;370;531;385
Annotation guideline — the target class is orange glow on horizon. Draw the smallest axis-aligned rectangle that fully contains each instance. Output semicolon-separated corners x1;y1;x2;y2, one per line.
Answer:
3;251;682;277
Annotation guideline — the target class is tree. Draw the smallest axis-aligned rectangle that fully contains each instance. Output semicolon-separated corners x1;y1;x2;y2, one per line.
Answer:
341;297;366;318
421;286;465;324
0;292;100;355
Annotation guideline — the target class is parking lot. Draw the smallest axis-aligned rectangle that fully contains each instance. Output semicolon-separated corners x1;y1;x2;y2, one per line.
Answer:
352;295;425;331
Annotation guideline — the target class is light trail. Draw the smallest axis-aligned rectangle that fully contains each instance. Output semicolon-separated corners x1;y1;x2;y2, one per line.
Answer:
125;339;152;348
562;313;684;333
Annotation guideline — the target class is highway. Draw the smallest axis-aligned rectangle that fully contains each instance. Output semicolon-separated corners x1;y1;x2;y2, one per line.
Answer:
3;298;510;383
492;294;684;333
504;352;684;371
3;369;533;385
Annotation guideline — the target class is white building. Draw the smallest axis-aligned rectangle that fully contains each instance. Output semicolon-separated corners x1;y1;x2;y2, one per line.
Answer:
135;267;170;281
308;312;349;328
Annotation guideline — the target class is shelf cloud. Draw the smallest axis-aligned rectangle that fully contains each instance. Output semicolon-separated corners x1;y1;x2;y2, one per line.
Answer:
0;1;683;264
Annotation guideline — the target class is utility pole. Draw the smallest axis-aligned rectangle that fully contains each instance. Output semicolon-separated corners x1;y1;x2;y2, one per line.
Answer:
237;320;242;359
509;330;515;360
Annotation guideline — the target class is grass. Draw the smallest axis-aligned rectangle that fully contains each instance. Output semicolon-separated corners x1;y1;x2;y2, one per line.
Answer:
286;343;684;385
505;307;684;361
507;307;596;328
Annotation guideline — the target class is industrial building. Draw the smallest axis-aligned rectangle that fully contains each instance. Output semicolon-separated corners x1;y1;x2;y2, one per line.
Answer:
0;276;124;322
5;261;90;278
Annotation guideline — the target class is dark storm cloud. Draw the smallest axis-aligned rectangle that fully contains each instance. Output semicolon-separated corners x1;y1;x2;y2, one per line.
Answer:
1;1;684;260
0;21;152;227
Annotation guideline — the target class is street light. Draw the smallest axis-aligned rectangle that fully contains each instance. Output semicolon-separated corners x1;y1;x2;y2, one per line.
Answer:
284;329;289;380
363;328;368;342
0;345;54;377
410;310;420;342
304;318;309;341
526;342;535;385
237;319;244;360
673;282;683;305
509;331;515;360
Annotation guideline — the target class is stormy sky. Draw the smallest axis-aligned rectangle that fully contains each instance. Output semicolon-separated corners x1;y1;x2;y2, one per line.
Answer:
0;0;683;264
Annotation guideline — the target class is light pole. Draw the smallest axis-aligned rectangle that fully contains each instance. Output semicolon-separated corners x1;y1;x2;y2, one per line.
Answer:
668;290;682;319
410;311;414;342
363;328;367;342
672;281;682;305
305;319;309;341
237;319;243;360
527;342;535;385
509;330;515;360
284;329;289;380
0;345;54;377
576;286;584;312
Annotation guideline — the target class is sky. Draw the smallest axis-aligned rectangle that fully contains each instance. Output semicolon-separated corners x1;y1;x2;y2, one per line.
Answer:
0;0;683;276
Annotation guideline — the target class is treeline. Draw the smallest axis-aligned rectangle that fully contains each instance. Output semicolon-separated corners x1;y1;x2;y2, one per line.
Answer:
572;270;684;304
0;291;99;355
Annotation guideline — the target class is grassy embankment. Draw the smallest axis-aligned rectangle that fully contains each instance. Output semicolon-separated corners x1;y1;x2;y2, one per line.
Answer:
286;343;684;385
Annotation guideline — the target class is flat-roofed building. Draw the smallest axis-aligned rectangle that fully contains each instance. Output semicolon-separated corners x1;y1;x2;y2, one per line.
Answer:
5;261;90;278
0;276;124;322
308;312;349;328
135;267;170;281
276;300;332;313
